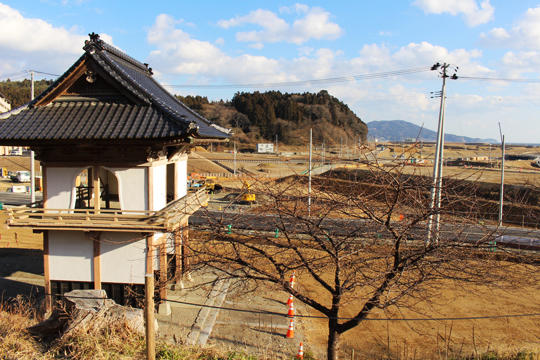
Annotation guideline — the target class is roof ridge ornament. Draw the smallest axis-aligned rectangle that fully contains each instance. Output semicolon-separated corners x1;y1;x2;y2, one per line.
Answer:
84;32;103;53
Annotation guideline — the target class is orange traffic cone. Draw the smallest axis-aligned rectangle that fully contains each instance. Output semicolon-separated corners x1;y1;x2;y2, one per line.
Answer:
289;271;296;289
296;342;304;359
286;317;295;338
288;300;295;317
287;294;294;306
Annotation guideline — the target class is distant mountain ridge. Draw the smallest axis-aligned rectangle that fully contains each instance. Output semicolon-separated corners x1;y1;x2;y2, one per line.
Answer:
367;120;497;143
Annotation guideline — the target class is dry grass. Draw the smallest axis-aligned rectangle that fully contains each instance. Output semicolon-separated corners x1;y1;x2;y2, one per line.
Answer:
0;296;263;360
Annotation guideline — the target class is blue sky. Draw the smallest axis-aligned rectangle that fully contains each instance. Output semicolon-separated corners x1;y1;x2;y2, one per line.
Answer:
1;0;540;142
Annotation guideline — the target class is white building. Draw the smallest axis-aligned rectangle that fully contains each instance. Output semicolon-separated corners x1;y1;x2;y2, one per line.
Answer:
257;143;274;153
0;33;230;310
0;92;10;114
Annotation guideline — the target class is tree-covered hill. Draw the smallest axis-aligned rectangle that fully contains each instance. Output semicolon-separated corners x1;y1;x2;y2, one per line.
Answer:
177;90;367;146
0;79;367;146
0;79;54;109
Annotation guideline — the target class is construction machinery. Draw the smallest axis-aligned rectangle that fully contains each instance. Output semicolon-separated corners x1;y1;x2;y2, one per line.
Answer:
240;180;256;204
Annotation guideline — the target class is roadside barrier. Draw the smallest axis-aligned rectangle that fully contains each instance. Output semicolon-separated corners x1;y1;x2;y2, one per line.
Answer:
286;317;295;338
289;271;296;289
287;294;293;306
296;342;304;359
288;300;295;317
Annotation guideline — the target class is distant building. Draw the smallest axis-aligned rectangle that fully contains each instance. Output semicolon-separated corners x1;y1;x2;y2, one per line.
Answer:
257;143;274;153
0;92;10;114
0;93;18;155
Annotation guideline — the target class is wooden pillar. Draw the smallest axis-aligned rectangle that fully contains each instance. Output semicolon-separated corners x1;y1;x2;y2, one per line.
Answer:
146;235;154;275
174;230;182;282
173;162;178;200
43;231;51;313
181;222;190;276
93;166;100;211
159;241;167;301
92;233;101;290
42;165;47;207
147;166;153;212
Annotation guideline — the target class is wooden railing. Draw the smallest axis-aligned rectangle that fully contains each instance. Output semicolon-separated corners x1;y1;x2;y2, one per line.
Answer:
6;189;208;232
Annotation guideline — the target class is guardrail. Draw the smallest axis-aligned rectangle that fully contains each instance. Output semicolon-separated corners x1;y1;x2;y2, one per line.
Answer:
6;189;208;232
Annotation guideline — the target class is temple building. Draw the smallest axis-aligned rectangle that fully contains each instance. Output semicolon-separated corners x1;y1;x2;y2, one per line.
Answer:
0;33;229;310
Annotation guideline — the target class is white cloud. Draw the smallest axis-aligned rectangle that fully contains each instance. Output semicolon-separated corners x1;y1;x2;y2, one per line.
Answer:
413;0;494;26
218;5;342;45
0;3;93;77
481;6;540;50
0;3;84;54
147;14;289;82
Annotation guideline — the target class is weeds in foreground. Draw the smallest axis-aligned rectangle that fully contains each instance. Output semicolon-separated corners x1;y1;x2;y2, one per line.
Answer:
0;297;536;360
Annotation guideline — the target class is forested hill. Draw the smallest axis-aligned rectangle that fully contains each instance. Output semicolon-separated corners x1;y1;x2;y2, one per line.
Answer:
177;90;367;146
0;79;367;146
0;79;54;109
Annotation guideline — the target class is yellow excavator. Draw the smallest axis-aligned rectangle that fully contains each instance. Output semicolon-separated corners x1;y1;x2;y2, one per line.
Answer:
240;180;256;204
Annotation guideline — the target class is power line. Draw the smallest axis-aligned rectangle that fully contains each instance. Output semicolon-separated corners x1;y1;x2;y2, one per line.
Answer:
164;67;431;89
458;75;540;83
46;293;540;321
29;70;60;77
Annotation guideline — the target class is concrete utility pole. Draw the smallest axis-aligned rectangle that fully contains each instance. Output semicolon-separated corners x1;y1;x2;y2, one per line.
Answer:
233;141;237;176
427;63;458;244
308;128;312;217
144;274;156;360
498;123;505;227
275;134;278;154
30;70;35;204
322;140;325;165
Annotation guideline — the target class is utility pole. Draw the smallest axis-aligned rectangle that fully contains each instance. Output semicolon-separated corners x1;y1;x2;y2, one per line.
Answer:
233;141;237;176
498;123;505;227
308;128;312;217
427;63;458;244
340;137;342;158
144;274;156;360
30;70;35;205
275;134;278;154
322;140;325;165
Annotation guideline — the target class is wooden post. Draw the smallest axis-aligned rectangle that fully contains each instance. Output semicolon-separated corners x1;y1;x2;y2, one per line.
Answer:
42;165;47;207
159;242;167;301
146;235;154;275
93;166;100;211
173;162;178;200
43;231;51;313
174;230;182;282
181;223;189;276
147;166;153;211
92;233;101;290
144;274;155;360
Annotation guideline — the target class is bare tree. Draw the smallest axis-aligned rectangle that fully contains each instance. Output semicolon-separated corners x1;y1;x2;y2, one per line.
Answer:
188;158;533;360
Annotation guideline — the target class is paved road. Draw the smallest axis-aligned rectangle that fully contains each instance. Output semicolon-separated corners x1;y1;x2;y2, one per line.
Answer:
0;192;42;206
190;210;540;251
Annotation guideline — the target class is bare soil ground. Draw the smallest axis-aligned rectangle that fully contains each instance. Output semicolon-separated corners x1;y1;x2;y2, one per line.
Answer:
299;273;540;359
0;212;42;249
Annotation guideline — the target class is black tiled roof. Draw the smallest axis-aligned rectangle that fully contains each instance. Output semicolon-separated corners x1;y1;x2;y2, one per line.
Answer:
0;33;230;143
0;101;187;141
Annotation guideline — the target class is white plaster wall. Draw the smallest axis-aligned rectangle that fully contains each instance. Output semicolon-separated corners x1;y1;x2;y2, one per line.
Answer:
152;164;167;211
175;157;188;199
100;232;147;284
46;167;86;209
49;231;93;281
109;167;147;211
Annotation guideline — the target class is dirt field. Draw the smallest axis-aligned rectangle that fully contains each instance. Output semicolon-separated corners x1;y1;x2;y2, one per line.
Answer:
1;148;539;358
299;273;540;359
0;212;42;249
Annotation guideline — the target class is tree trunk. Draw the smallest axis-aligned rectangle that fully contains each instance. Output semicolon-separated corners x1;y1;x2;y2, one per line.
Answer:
327;319;340;360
